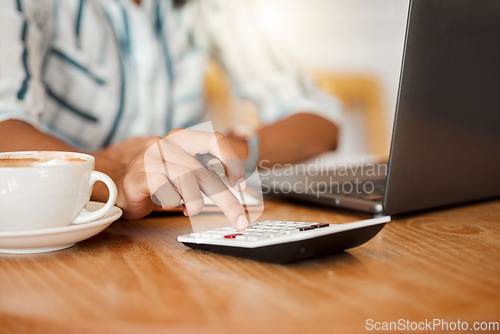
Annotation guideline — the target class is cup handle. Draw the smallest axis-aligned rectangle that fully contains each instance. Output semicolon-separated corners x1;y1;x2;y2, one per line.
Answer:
73;171;118;224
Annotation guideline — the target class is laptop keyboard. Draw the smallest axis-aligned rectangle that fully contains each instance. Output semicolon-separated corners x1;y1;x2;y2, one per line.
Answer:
339;178;386;201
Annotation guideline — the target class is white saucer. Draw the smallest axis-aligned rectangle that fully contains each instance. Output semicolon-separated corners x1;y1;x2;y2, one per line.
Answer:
0;201;122;254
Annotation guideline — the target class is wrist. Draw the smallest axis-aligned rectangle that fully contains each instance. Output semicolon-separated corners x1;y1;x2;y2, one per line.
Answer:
227;134;259;173
244;134;259;173
228;136;249;160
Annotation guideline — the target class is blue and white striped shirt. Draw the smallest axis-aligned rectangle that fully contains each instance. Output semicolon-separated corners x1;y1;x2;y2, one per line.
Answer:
0;0;341;152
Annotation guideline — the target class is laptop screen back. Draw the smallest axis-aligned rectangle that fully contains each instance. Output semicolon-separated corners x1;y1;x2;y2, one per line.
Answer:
384;0;500;214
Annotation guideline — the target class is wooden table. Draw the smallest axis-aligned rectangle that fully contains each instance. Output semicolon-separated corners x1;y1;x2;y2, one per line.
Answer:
1;198;500;334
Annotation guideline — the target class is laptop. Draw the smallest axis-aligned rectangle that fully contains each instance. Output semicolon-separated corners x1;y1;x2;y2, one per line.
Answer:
177;0;500;263
262;0;500;216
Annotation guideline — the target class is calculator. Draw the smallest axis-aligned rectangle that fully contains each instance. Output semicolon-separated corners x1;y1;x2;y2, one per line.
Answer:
178;216;390;263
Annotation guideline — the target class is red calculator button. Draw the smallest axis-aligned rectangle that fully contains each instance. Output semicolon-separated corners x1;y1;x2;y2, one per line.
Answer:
224;233;243;239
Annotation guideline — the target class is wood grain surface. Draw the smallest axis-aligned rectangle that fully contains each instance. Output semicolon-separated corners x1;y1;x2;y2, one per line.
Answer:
1;198;499;334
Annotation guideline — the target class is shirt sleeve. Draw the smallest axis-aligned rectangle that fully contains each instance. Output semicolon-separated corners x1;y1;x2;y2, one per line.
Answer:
0;0;53;127
198;0;343;127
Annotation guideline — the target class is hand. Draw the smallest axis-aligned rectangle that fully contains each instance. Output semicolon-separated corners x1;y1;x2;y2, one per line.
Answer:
98;136;155;165
225;134;249;160
114;129;249;229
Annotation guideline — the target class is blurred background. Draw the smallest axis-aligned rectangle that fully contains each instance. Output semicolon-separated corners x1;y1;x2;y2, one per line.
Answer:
252;0;409;156
208;0;409;158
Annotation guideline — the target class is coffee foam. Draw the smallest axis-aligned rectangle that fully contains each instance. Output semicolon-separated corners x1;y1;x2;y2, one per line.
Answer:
33;158;81;167
0;155;88;168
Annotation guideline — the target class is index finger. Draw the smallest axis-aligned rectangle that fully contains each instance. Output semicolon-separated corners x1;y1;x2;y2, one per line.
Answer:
195;166;249;230
165;129;246;189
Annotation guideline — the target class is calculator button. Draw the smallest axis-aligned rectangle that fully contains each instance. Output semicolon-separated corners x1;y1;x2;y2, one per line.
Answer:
224;233;243;239
187;220;332;245
247;232;263;236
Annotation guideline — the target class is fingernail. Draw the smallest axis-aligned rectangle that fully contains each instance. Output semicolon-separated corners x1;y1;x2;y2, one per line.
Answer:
234;177;246;191
236;215;249;230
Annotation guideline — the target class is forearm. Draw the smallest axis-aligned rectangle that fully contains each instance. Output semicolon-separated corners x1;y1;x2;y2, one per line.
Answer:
0;120;75;152
257;113;338;166
228;113;338;167
0;120;125;202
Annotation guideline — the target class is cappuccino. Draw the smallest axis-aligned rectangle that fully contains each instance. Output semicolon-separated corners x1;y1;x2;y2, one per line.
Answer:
0;153;87;168
0;151;117;232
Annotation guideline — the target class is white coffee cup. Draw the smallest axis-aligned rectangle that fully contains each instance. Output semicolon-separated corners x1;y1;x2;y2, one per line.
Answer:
0;151;117;232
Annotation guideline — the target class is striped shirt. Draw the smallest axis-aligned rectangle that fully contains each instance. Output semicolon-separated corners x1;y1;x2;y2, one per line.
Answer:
0;0;342;152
